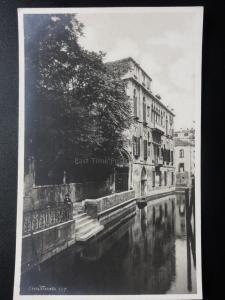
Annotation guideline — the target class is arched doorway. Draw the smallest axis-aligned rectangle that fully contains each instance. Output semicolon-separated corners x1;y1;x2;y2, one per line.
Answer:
141;167;147;196
115;150;130;193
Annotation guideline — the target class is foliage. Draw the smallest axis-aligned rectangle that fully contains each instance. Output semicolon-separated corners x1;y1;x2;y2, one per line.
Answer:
24;14;132;183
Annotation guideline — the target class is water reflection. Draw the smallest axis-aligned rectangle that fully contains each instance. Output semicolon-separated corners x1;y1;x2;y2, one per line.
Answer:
21;191;196;295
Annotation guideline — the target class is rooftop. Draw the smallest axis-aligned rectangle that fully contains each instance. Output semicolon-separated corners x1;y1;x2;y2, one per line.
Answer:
175;138;194;147
106;57;175;116
106;57;153;81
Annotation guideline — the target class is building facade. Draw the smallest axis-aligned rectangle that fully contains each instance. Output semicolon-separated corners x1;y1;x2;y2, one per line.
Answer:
107;57;175;197
174;129;195;187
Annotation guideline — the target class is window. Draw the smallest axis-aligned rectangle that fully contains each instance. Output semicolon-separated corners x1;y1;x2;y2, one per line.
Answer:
143;74;145;85
179;163;185;172
179;149;184;158
143;140;148;160
184;132;188;136
147;106;150;117
166;116;168;135
133;89;137;117
143;97;147;123
151;104;153;121
133;136;140;157
171;172;174;185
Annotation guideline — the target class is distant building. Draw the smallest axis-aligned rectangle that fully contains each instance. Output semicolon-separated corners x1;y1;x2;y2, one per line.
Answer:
174;128;195;187
107;57;176;196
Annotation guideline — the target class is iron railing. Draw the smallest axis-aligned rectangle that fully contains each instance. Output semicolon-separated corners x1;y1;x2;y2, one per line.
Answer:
23;203;73;236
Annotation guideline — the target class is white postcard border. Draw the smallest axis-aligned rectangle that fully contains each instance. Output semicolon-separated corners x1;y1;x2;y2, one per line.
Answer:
14;6;204;300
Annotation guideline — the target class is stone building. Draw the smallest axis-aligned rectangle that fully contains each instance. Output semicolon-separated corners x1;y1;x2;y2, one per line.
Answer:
107;57;176;197
174;128;195;187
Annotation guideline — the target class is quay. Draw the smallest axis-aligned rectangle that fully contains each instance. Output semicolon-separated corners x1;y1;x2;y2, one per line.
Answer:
21;189;136;273
21;186;178;273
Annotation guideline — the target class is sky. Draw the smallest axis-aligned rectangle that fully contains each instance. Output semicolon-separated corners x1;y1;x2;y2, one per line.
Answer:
77;10;202;130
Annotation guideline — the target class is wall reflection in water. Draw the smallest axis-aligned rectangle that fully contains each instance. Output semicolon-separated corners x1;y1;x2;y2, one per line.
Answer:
21;191;196;295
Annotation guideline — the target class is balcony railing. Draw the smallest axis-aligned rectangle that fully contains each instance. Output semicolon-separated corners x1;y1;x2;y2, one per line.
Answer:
23;203;73;236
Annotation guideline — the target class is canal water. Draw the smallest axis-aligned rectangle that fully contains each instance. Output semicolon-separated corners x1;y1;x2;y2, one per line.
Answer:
21;191;196;295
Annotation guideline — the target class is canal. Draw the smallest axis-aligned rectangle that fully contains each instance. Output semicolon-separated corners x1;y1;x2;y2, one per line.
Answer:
21;191;196;295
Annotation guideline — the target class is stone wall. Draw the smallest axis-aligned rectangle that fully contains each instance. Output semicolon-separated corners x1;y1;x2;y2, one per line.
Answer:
21;220;76;273
24;179;113;212
85;190;135;218
132;163;175;197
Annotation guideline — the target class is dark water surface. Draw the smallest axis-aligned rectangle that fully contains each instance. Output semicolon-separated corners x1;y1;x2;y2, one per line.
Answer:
21;192;196;295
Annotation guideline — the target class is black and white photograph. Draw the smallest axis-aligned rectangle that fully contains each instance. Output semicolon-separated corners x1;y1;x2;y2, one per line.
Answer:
14;7;203;299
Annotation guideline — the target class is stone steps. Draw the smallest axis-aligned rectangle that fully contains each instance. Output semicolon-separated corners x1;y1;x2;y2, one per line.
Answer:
75;215;91;225
73;212;87;219
75;219;96;232
74;212;104;242
76;224;104;242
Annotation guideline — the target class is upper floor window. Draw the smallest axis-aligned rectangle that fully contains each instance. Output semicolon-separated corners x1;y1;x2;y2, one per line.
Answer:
133;89;137;117
133;136;140;157
179;149;184;158
143;140;148;160
143;74;145;85
166;116;168;134
143;97;147;123
147;106;150;118
151;104;154;122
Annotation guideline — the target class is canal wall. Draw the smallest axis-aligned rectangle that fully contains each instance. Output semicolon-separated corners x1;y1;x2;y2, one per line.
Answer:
21;219;76;274
23;180;113;212
84;190;136;227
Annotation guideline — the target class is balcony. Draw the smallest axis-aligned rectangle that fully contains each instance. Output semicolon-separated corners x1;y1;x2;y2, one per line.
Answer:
151;123;165;135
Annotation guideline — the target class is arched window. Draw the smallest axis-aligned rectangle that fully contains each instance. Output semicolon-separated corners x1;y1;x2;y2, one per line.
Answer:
179;149;184;158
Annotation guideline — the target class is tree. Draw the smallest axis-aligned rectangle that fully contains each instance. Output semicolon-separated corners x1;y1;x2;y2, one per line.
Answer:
24;14;132;184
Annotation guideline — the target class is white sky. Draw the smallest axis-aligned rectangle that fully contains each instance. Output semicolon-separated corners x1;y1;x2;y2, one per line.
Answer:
77;10;201;130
